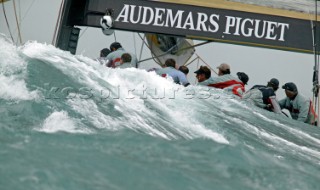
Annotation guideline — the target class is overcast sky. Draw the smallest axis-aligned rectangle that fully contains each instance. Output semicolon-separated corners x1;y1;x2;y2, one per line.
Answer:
0;0;317;100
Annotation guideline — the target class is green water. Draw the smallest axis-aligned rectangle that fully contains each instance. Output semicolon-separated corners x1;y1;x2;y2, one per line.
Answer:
1;36;320;190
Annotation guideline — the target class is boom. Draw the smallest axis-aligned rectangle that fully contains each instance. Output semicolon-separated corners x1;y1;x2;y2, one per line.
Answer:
55;0;320;55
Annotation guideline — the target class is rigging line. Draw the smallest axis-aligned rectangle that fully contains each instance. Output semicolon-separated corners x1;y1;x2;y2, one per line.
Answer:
316;0;319;87
149;43;163;65
197;57;199;69
52;0;64;45
137;33;178;66
137;33;172;65
17;0;21;36
151;53;162;66
318;94;320;126
311;22;317;88
138;41;212;64
78;27;88;39
12;0;21;43
185;56;216;74
184;56;199;67
194;58;200;85
312;0;320;125
18;0;21;22
137;33;163;66
137;33;151;50
151;50;163;65
133;33;137;57
13;0;22;44
194;52;218;75
137;33;146;61
316;0;318;22
2;2;14;43
154;40;207;66
20;0;35;22
314;7;319;83
113;31;117;42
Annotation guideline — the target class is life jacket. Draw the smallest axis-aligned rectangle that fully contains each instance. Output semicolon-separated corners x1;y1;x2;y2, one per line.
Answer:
208;80;243;89
251;85;275;104
259;88;275;105
232;85;245;97
308;100;317;125
250;85;277;112
284;98;318;125
106;48;138;68
208;79;245;97
111;58;122;68
268;95;282;114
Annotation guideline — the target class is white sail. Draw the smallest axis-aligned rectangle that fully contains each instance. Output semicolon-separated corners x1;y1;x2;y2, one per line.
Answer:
146;34;195;67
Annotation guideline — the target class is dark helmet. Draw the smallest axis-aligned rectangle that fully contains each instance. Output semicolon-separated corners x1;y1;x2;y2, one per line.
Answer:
267;78;279;91
100;48;111;57
194;66;211;79
164;58;176;68
110;42;122;50
179;66;189;75
282;82;298;93
237;72;249;85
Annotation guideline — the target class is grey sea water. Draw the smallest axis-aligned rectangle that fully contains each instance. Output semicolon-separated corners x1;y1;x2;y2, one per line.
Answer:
1;35;320;190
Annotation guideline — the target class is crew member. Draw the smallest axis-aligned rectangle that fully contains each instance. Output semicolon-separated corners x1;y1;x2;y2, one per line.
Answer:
242;78;281;113
279;82;317;125
179;66;189;76
96;48;111;65
105;42;138;68
156;59;190;86
235;72;249;97
194;66;211;85
195;63;245;97
117;53;134;69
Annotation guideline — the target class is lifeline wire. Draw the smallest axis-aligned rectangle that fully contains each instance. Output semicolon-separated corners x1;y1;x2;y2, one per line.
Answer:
2;2;14;43
52;0;64;45
13;0;22;44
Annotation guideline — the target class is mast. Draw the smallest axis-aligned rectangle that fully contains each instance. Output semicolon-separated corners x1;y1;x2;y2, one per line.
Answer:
55;0;86;54
312;0;320;126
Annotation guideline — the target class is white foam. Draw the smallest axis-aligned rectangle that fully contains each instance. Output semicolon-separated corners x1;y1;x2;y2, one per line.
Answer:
231;117;320;161
38;111;91;134
18;40;310;146
61;65;230;143
67;97;121;131
0;37;39;101
252;110;320;146
0;75;39;100
0;35;26;75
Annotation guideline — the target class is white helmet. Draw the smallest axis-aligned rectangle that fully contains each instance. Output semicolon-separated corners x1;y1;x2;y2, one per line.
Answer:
100;15;114;30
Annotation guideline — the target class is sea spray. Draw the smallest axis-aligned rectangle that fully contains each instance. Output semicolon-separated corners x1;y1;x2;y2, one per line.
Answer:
1;35;320;190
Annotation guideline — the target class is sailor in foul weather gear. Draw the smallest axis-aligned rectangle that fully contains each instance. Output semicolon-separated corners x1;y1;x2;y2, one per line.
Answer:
96;48;111;65
196;63;245;97
194;66;212;85
100;48;111;57
235;72;249;97
117;53;134;69
179;66;189;76
105;42;138;68
279;82;317;125
156;59;190;87
242;78;282;113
